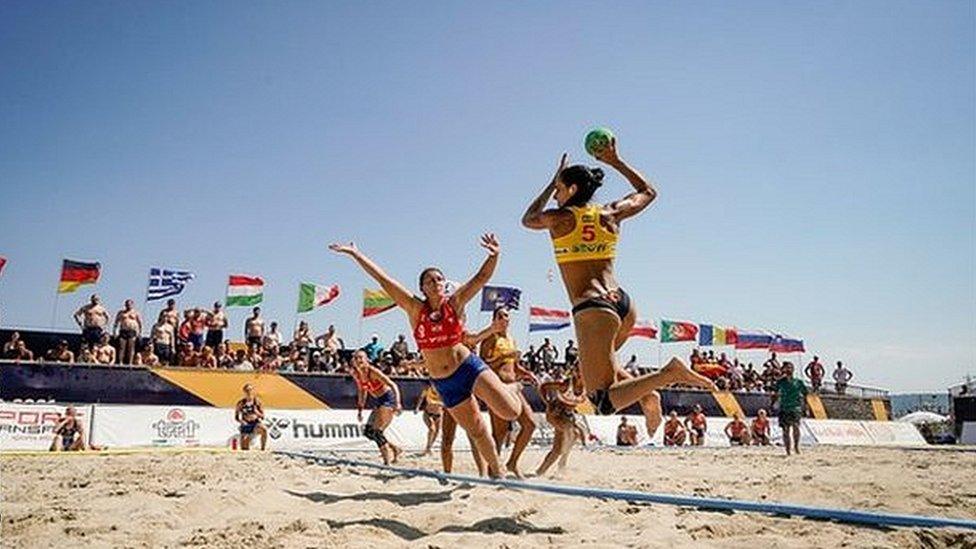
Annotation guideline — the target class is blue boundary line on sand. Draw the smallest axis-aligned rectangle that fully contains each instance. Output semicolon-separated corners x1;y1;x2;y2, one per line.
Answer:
276;450;976;531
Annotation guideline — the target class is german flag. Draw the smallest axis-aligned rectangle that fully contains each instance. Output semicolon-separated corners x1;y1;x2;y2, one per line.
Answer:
58;259;101;293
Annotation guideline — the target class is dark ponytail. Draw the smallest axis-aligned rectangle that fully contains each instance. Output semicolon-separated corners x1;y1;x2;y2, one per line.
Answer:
561;165;604;208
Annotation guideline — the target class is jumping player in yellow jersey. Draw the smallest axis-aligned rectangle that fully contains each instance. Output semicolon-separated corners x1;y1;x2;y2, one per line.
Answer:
522;135;715;433
479;306;538;478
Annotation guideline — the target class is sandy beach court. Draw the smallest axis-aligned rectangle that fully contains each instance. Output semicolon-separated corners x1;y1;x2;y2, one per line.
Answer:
3;446;975;548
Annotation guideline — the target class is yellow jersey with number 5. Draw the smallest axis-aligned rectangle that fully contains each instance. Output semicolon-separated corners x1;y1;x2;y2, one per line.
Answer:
551;205;618;264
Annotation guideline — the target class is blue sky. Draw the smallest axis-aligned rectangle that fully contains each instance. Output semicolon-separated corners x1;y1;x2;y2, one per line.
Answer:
0;2;972;392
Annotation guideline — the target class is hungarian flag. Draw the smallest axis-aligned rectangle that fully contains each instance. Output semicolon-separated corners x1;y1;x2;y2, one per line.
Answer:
362;288;395;318
297;283;341;313
226;275;264;307
58;259;101;293
628;319;658;339
660;319;698;343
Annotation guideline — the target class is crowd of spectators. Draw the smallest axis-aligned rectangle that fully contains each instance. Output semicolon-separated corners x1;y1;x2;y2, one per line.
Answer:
2;294;857;395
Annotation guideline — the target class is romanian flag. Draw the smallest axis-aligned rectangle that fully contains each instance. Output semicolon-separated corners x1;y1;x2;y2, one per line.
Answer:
58;259;101;293
362;288;396;318
699;325;738;346
660;320;698;343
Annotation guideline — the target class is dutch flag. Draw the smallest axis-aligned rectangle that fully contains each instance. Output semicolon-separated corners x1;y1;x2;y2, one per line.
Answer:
529;306;571;332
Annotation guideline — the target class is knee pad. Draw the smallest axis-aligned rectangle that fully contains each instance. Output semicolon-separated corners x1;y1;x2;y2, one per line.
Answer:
363;424;387;447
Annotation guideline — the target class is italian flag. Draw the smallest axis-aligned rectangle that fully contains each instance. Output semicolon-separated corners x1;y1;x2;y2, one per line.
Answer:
226;275;264;307
297;283;341;313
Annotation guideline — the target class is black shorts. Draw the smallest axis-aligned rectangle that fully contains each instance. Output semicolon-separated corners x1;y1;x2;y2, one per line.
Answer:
778;409;802;428
240;421;260;435
119;328;137;340
82;326;104;346
246;335;262;349
205;330;224;348
572;287;632;319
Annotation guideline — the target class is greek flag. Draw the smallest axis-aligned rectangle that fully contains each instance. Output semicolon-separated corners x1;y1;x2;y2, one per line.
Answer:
147;268;195;301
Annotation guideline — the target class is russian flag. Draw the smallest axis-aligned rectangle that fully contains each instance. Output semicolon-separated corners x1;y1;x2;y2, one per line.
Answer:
529;306;571;332
735;330;773;350
771;335;805;353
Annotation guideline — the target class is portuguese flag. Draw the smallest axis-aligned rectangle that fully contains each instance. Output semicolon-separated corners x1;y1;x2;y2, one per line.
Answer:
362;288;395;318
226;275;264;307
297;283;341;313
58;259;101;293
660;319;699;343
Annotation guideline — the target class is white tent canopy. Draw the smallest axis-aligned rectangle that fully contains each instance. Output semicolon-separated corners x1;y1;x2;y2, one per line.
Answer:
897;411;949;425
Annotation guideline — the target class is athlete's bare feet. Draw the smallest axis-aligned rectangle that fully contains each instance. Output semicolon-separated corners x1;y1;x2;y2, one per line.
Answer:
661;358;718;392
505;458;524;479
391;444;402;464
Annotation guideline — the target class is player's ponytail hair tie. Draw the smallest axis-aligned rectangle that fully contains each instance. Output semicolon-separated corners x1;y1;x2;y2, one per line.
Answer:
562;165;604;207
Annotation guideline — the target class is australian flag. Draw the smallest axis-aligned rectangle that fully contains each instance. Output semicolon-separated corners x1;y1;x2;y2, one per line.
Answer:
147;268;195;302
480;285;521;311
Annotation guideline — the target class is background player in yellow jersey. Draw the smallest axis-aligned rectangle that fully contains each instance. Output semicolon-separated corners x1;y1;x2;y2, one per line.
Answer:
479;306;539;478
521;134;715;434
415;382;443;456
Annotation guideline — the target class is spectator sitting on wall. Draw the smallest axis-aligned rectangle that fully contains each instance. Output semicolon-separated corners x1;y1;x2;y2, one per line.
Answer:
178;342;198;368
805;356;825;393
685;405;707;446
244;307;265;350
76;346;94;364
761;361;780;392
308;350;327;372
728;359;744;391
263;321;283;353
315;324;343;368
7;337;34;362
751;409;771;446
3;331;22;358
205;302;228;350
232;349;253;371
390;334;409;366
151;319;175;366
362;334;383;363
134;342;160;367
616;416;638;446
198;346;218;369
724;413;751;446
93;334;116;365
50;406;86;452
216;342;234;369
74;294;110;351
833;361;853;395
158;298;180;329
743;362;759;387
663;411;686;446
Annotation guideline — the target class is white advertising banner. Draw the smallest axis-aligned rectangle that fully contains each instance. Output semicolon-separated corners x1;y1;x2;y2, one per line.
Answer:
803;419;874;446
91;405;234;448
861;421;927;446
0;402;93;451
261;408;432;451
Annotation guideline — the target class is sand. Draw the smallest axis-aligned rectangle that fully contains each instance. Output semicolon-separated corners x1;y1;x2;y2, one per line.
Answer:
3;445;976;548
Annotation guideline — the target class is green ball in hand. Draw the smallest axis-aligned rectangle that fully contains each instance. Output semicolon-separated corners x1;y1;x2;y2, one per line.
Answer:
584;127;615;157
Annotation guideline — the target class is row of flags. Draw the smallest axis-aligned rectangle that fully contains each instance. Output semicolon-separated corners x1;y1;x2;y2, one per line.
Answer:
34;260;804;350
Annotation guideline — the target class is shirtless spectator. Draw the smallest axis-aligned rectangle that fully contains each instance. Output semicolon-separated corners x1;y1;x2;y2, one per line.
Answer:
3;331;22;358
663;411;686;446
215;342;233;369
9;340;34;362
263;322;282;353
76;347;94;364
536;338;558;369
244;307;265;350
198;346;218;369
93;334;116;365
134;342;160;367
293;321;314;352
751;409;771;445
805;356;825;393
45;340;75;363
743;362;759;390
833;361;853;395
151;319;175;365
186;309;210;351
178;342;198;367
205;302;228;350
315;324;342;369
685;405;707;446
523;345;539;372
564;340;579;368
113;299;143;364
158;298;180;329
390;334;409;366
724;413;751;446
616;416;638;446
74;294;110;351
